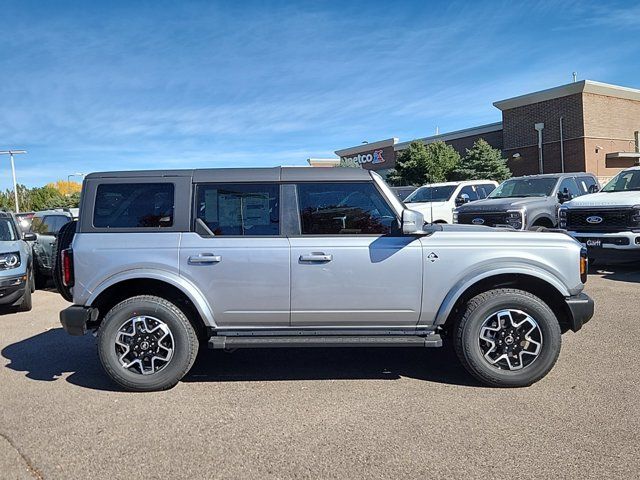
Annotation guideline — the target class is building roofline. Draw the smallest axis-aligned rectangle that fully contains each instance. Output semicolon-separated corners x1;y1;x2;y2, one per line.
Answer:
493;80;640;110
394;122;503;151
334;138;398;157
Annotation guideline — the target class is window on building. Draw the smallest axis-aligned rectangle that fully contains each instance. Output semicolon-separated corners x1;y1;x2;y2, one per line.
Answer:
297;182;397;235
195;183;279;236
94;183;174;228
31;215;71;235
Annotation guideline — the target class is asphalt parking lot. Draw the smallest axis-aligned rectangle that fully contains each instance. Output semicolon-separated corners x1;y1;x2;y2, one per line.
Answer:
1;268;639;480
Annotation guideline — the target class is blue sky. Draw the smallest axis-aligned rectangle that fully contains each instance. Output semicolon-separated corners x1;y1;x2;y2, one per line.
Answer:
1;0;639;189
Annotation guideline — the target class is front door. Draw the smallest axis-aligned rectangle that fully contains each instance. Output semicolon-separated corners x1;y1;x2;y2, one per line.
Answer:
179;182;290;327
289;182;422;327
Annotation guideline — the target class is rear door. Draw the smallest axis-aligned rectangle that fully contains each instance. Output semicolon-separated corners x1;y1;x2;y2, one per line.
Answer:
289;181;422;327
179;182;290;327
31;214;71;272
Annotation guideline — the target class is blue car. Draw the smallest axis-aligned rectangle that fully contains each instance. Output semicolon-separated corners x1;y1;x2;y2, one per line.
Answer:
0;212;36;312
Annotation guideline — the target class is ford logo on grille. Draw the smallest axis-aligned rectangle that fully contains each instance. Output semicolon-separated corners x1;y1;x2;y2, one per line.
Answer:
472;218;485;225
586;216;603;224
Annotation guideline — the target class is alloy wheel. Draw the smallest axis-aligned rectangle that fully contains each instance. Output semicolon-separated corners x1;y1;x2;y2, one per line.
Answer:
115;316;174;375
478;309;543;371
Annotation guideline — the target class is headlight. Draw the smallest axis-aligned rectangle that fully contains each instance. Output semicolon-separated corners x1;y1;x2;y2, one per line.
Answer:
506;210;525;230
632;205;640;225
0;252;21;269
453;209;459;223
558;207;568;229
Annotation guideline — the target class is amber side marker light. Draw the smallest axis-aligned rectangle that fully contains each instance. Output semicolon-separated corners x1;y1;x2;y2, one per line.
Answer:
580;247;588;283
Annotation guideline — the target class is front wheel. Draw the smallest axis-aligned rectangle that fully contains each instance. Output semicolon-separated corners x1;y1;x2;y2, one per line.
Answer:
97;295;199;392
454;288;561;387
17;268;33;312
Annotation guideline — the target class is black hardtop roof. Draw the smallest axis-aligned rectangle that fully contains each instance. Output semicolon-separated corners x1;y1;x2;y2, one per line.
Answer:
85;167;373;182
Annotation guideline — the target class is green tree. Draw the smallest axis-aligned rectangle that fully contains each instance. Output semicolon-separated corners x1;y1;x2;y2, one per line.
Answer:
453;138;511;182
387;140;460;186
29;185;68;211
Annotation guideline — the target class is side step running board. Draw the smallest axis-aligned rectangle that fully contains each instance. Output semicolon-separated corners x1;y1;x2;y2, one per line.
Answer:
208;334;442;350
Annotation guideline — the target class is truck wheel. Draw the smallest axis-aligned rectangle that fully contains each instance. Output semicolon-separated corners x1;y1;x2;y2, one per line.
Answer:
18;268;33;312
98;295;199;392
454;288;561;387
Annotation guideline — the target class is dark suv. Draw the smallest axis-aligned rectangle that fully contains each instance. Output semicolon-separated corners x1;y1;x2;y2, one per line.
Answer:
454;173;599;230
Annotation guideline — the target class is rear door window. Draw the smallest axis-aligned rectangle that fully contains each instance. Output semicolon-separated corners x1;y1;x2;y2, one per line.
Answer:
477;184;497;198
458;185;479;201
576;176;597;194
31;215;70;235
94;183;174;228
558;178;581;199
195;183;279;236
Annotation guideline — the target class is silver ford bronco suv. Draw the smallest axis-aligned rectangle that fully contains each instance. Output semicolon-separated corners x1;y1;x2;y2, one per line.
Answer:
57;167;594;391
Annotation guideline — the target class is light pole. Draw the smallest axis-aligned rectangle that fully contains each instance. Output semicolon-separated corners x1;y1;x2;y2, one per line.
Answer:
67;172;86;183
0;150;27;213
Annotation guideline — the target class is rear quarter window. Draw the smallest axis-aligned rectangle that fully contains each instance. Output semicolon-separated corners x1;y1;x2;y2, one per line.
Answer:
93;183;175;228
31;215;70;235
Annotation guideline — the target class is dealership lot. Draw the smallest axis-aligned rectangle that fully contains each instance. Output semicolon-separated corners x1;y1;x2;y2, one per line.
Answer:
0;269;638;479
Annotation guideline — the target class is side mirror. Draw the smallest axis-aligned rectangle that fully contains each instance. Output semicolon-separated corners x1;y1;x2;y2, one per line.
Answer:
22;232;36;241
588;184;600;193
402;209;426;235
455;193;470;207
557;188;571;204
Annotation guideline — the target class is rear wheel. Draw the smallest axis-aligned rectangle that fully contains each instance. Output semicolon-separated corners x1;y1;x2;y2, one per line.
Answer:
97;295;199;392
454;288;561;387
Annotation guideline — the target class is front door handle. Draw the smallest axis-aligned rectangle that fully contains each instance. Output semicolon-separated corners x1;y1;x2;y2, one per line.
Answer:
189;253;222;264
299;253;333;262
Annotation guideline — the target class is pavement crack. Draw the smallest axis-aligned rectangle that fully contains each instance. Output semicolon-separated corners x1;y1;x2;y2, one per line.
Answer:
0;430;45;479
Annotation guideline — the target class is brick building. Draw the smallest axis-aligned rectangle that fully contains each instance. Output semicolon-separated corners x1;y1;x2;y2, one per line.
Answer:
330;80;640;182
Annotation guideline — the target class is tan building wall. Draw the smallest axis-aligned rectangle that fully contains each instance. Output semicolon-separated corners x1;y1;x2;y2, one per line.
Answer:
582;92;640;178
495;81;640;179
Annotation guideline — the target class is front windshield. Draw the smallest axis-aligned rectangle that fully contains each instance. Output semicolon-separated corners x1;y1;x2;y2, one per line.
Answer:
404;185;456;203
0;219;18;242
601;169;640;192
489;177;558;198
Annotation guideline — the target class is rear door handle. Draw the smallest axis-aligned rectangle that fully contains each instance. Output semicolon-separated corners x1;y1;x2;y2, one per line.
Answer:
299;253;333;262
189;253;222;264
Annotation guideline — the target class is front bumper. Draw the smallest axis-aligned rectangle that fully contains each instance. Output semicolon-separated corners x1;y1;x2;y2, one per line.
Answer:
565;293;594;332
569;230;640;250
0;274;28;305
60;305;98;336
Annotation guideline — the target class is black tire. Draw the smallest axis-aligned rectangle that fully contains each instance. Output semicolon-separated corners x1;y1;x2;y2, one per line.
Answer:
97;295;199;392
454;288;561;388
30;264;35;293
52;220;77;301
18;269;33;312
33;257;47;289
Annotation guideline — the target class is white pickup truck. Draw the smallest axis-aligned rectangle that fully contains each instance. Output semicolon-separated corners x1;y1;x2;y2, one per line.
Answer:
403;180;498;223
559;166;640;262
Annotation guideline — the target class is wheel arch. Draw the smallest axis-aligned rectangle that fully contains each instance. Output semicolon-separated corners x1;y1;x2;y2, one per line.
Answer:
87;271;216;332
436;270;573;333
530;214;555;228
